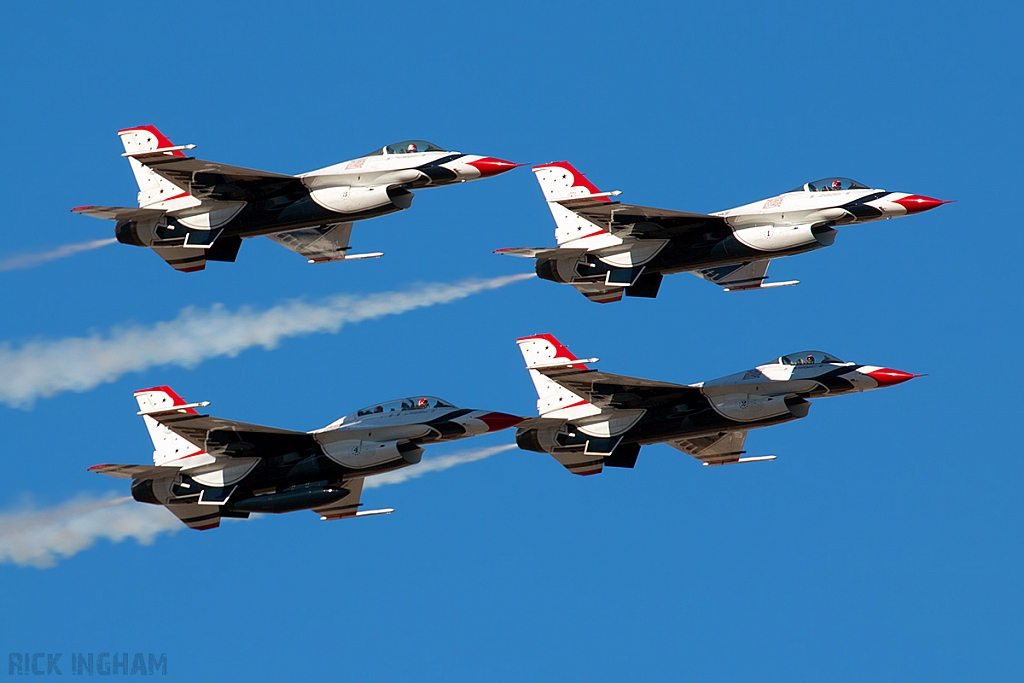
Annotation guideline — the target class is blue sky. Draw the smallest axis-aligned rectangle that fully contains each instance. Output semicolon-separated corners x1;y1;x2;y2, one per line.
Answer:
1;1;1022;680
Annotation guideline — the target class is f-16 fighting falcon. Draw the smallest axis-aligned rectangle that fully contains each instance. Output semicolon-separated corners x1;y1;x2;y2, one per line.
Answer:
73;126;518;272
514;334;919;475
497;162;948;303
90;386;523;530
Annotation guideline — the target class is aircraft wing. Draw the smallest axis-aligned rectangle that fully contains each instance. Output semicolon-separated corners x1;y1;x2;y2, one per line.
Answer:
667;431;776;466
70;206;167;221
695;260;799;292
150;412;316;457
537;365;702;410
138;156;304;202
312;478;394;521
312;478;365;520
267;223;383;263
571;201;730;242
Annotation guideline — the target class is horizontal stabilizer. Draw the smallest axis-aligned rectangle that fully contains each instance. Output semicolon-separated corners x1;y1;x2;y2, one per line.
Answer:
494;247;590;262
552;451;605;476
71;206;166;221
166;503;222;531
573;283;624;304
495;247;553;259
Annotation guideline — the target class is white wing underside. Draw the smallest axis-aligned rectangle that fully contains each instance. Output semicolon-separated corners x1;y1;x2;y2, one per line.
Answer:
694;260;799;292
667;431;774;466
311;478;365;520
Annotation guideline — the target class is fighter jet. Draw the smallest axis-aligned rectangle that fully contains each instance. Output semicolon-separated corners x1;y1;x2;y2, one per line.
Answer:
90;386;522;530
513;334;919;475
73;126;518;272
497;162;948;303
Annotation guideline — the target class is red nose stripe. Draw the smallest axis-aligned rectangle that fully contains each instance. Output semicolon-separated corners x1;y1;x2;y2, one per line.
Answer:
894;195;946;214
467;158;520;177
866;368;917;387
477;412;525;432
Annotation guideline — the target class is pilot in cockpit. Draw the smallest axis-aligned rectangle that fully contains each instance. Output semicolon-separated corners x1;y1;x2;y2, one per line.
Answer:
831;179;842;191
406;143;418;154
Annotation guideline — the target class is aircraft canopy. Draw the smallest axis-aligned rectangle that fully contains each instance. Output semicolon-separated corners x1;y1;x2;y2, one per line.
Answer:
364;140;447;156
777;351;845;366
352;396;455;418
790;177;869;193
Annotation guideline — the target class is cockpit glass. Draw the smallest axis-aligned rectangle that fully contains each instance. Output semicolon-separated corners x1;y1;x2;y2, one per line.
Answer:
789;177;869;193
361;140;446;157
353;396;454;418
778;351;845;366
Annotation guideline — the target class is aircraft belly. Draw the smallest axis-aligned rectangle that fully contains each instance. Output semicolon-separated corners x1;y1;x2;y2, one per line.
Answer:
651;240;823;276
214;196;401;239
626;402;800;446
316;424;433;444
701;379;818;397
705;393;791;422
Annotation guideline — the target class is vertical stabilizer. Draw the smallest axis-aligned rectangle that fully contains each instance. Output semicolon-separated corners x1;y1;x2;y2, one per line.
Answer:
134;386;206;465
117;126;196;210
516;334;600;419
532;162;617;247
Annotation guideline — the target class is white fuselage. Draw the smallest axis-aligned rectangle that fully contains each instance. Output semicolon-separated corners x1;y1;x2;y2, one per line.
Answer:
716;187;917;228
693;357;912;424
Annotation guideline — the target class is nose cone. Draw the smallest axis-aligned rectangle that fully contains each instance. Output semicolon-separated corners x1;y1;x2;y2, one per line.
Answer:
476;412;524;432
866;368;919;387
894;195;947;214
467;157;520;178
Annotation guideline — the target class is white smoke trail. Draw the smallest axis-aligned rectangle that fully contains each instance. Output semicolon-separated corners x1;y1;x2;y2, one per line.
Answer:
365;443;516;488
0;443;516;568
0;238;117;272
0;273;533;408
0;495;181;569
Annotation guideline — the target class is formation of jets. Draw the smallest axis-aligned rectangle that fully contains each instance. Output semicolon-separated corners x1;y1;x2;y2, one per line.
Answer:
68;125;945;529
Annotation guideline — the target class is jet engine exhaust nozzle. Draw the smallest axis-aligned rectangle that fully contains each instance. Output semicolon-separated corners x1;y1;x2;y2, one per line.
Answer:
114;220;146;247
